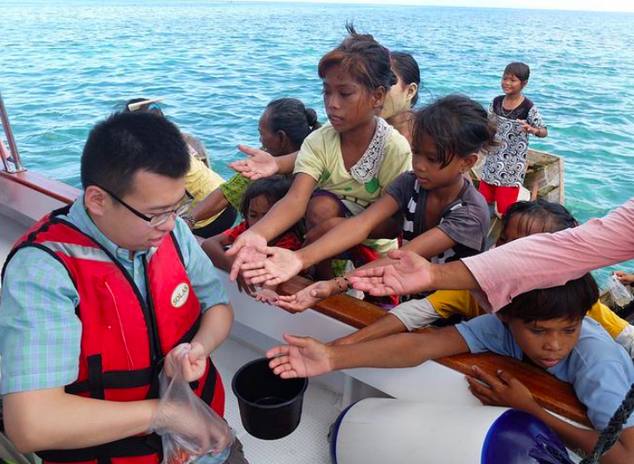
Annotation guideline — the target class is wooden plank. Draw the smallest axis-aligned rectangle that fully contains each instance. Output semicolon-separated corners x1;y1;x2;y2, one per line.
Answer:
0;170;80;205
277;276;591;427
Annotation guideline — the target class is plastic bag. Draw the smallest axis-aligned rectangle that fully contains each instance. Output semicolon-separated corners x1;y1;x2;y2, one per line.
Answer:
609;274;633;307
150;344;234;464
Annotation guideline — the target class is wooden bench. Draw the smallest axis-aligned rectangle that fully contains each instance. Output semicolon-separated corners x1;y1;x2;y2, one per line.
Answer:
278;275;591;428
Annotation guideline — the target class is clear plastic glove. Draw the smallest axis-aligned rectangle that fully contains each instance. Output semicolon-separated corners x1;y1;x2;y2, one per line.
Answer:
610;273;633;307
150;346;233;464
163;343;208;383
614;271;634;286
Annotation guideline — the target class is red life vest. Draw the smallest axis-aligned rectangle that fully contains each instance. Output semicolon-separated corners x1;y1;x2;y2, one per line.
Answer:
3;206;225;464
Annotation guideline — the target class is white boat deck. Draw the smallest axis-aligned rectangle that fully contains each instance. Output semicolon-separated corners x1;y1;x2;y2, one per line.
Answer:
215;336;342;464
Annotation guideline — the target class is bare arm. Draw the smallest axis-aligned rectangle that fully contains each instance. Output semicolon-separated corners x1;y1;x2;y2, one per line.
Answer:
296;194;401;270
462;199;634;311
331;327;469;370
4;389;157;453
267;326;470;379
201;234;233;272
275;152;298;174
331;313;408;345
467;367;634;464
4;304;233;454
192;302;234;356
530;408;634;464
249;173;316;242
351;226;458;276
190;188;230;224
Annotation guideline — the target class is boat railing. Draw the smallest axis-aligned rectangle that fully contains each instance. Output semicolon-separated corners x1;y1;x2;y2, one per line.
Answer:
0;86;25;173
278;275;592;427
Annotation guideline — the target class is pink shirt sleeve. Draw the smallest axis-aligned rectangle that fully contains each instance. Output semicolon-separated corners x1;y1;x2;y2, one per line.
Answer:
463;199;634;312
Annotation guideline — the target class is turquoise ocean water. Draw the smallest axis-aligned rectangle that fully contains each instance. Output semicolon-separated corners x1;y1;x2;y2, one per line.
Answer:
1;0;634;285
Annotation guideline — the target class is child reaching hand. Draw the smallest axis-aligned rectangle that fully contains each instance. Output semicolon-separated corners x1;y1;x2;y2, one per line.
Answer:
267;275;634;464
202;177;301;299
187;98;320;231
241;95;492;311
332;199;634;358
227;25;412;281
479;62;548;215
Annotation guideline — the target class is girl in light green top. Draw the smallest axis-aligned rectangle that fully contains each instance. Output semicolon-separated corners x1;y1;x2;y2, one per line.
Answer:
227;25;412;281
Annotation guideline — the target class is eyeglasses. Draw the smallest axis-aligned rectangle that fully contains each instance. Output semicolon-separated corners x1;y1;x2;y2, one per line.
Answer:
98;185;194;227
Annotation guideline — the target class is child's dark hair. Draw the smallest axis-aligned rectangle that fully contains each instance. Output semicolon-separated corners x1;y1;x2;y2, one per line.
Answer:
240;176;292;219
81;112;190;197
391;51;421;107
266;98;321;151
501;199;578;241
412;94;496;168
504;62;530;82
498;273;598;323
318;23;396;92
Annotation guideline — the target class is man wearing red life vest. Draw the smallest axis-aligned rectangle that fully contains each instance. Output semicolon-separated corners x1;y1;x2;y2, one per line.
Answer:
0;112;248;463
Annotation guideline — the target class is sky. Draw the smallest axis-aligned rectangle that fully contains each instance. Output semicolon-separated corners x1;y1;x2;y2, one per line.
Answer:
230;0;634;13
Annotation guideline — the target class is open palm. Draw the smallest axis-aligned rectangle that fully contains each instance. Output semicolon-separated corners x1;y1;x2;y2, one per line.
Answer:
242;247;303;286
226;230;267;281
229;145;279;180
266;334;332;378
349;250;432;296
276;280;339;313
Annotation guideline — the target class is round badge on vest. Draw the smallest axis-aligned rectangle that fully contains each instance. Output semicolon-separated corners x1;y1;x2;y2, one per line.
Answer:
171;283;190;308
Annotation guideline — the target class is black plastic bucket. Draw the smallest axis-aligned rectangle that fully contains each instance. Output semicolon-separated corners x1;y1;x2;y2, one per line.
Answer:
232;357;308;440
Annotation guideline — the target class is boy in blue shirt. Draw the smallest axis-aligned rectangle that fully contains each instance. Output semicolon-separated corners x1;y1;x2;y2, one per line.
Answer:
267;274;634;463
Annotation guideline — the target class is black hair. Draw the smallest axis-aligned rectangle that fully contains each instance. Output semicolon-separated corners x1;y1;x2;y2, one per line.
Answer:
504;62;530;82
498;273;598;323
412;94;496;168
240;176;292;219
499;199;578;244
81;112;190;197
265;98;321;151
390;51;421;107
318;23;397;92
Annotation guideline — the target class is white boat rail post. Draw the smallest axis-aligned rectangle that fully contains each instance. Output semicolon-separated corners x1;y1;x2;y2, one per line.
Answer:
0;87;26;173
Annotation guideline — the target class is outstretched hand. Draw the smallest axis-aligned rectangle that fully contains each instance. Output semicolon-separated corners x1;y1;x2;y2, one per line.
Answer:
266;334;333;378
226;230;267;281
241;247;303;286
348;249;433;296
253;287;280;305
228;145;279;180
276;279;340;313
